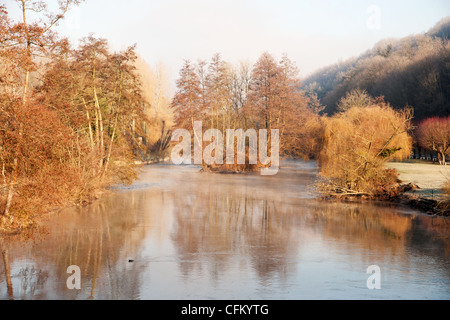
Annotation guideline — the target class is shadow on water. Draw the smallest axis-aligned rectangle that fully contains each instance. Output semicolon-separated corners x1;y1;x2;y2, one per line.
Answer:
1;161;449;300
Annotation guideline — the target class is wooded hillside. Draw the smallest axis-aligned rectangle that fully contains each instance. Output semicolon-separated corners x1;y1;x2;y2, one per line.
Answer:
303;17;450;121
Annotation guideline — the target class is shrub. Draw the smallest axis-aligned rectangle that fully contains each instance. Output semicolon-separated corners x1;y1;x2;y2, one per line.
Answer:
317;103;413;198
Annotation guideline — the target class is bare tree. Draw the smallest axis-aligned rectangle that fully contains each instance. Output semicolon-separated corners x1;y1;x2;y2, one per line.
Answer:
337;88;373;112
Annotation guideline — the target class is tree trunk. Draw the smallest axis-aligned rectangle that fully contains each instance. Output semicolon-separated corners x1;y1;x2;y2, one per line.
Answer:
83;98;95;150
102;113;118;179
1;247;14;300
159;120;166;152
94;87;104;169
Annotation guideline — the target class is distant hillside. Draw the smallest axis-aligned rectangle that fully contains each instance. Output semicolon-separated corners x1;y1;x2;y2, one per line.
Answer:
302;17;450;121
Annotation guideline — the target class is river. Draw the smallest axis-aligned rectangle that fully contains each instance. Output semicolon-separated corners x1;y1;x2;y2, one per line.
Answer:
1;161;449;300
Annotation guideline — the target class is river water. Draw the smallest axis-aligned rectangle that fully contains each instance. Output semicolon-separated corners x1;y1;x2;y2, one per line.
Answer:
1;161;449;300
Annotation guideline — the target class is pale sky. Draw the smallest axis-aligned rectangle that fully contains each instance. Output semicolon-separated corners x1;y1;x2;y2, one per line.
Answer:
5;0;450;86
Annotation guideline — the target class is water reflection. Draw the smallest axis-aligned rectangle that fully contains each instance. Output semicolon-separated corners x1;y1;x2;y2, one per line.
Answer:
171;189;301;284
0;194;153;300
1;162;449;300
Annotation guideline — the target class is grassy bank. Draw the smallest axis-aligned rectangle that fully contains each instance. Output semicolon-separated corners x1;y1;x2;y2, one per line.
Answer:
387;160;449;216
387;160;449;200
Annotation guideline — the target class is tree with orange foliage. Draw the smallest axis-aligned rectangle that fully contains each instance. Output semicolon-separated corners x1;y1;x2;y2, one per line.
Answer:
1;2;149;233
247;52;322;159
171;60;202;132
1;1;83;222
318;99;413;198
8;0;84;99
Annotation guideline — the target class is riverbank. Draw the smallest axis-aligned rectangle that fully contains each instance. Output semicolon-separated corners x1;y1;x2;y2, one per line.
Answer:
0;161;149;237
387;160;450;217
2;159;448;237
387;160;449;200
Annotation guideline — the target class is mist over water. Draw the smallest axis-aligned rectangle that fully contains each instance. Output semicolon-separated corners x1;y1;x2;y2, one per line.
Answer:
1;161;449;300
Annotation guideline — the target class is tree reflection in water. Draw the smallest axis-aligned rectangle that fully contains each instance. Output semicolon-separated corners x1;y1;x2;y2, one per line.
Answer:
0;163;449;300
